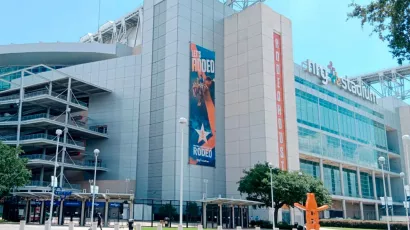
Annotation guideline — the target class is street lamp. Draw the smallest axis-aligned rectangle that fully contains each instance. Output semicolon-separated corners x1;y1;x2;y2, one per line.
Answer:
379;156;391;230
402;135;410;185
268;162;275;230
90;149;100;227
401;172;410;230
46;129;62;230
178;117;187;228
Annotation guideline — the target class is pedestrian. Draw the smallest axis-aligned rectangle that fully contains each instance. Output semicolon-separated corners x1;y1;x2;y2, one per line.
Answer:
97;212;103;230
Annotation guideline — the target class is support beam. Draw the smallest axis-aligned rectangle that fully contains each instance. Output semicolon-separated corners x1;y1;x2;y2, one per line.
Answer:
342;200;347;219
375;203;379;220
387;174;394;215
25;200;30;223
319;159;324;182
339;164;345;196
104;200;109;227
357;167;362;198
40;201;45;225
360;202;364;220
81;199;86;226
232;206;235;228
372;171;377;199
203;203;207;228
59;200;64;225
219;204;222;227
59;77;72;188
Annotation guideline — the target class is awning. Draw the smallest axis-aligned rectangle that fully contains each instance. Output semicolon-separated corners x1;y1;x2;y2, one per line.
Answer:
198;197;263;206
12;192;134;201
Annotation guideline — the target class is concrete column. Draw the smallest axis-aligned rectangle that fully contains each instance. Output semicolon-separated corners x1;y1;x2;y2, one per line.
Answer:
290;207;295;225
48;82;53;95
375;203;379;220
240;207;244;228
40;201;45;224
59;200;64;225
232;206;235;228
359;202;364;220
339;164;345;196
203;203;207;228
130;199;134;220
40;167;44;184
81;199;85;226
25;200;30;223
342;200;347;219
104;200;109;227
219;204;222;227
46;107;50;118
387;174;394;215
319;159;325;182
357;167;362;198
372;171;377;199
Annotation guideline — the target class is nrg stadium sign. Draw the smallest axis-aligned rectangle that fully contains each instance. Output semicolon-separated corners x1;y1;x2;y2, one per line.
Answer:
304;60;377;104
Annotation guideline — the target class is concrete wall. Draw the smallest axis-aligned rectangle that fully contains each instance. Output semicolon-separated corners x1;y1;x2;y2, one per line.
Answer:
223;3;297;198
136;0;234;201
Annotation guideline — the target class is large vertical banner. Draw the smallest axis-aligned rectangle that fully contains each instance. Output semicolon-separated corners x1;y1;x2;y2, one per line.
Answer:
274;33;288;170
189;43;216;167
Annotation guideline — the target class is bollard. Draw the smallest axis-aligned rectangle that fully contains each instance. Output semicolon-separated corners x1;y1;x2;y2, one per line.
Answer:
68;221;74;230
92;222;97;230
136;223;142;230
44;221;50;230
198;224;203;230
157;223;163;230
236;227;242;230
19;220;25;230
178;224;184;230
114;222;120;230
217;226;223;230
255;227;261;230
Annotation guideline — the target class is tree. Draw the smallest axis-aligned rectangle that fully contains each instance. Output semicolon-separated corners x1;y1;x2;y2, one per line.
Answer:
0;142;31;198
347;0;410;64
186;202;199;222
158;203;177;220
237;163;331;225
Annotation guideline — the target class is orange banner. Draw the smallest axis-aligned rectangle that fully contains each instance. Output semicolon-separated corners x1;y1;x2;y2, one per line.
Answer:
274;32;288;170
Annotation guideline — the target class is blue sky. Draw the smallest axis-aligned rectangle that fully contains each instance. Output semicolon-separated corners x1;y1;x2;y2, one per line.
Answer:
0;0;399;77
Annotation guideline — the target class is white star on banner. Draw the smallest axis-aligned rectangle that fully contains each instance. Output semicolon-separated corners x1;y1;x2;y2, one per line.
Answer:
195;123;210;143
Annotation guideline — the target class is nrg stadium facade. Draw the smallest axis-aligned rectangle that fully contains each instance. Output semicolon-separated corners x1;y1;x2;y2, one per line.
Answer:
2;0;410;227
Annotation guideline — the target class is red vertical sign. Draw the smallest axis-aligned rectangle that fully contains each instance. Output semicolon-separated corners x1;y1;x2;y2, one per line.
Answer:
274;32;288;171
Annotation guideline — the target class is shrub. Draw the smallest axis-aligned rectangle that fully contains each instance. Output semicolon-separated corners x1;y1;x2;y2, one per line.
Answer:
320;219;408;230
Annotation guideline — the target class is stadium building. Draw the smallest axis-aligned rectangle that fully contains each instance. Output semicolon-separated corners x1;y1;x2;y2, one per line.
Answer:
1;0;410;227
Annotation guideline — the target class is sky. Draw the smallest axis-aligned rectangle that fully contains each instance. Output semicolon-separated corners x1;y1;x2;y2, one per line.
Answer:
0;0;400;77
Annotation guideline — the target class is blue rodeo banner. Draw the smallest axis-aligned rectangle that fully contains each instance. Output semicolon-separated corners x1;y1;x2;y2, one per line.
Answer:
189;43;216;167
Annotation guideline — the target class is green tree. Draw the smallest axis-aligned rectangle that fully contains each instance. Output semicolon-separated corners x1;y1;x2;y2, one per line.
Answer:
0;142;31;198
347;0;410;64
237;163;331;225
158;203;177;220
186;202;199;222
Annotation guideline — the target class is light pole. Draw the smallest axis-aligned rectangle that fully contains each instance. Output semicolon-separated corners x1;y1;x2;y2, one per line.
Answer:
125;178;130;194
46;129;62;230
179;117;187;228
268;162;275;230
379;156;391;230
402;135;410;185
90;149;100;227
401;172;410;230
203;179;208;200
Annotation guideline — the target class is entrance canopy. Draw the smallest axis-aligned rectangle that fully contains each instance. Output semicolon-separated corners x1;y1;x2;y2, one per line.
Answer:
11;192;134;201
199;197;262;206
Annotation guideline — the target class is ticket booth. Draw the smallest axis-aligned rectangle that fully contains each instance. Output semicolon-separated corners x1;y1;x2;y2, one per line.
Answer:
85;201;106;226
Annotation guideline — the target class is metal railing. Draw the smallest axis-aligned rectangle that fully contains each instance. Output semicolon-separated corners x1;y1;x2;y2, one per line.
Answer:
0;94;19;102
22;154;107;168
0;133;85;147
24;90;88;107
0;113;107;134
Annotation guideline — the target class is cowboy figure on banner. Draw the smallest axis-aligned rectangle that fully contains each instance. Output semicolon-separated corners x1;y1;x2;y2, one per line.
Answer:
192;76;208;106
